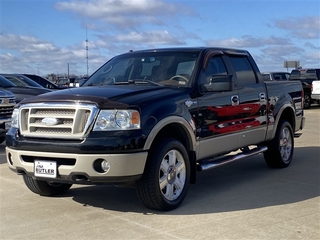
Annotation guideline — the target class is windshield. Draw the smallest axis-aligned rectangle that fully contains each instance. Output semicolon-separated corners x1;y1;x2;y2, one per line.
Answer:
83;51;200;88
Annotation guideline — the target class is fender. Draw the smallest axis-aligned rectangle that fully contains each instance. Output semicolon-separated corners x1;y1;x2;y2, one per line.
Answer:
143;115;197;151
268;102;295;140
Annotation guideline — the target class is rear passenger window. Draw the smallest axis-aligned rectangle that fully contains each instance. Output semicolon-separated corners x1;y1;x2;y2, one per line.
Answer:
229;56;257;85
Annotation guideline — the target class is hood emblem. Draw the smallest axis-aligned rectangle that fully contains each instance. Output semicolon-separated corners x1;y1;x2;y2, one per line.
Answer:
41;117;60;126
185;100;197;108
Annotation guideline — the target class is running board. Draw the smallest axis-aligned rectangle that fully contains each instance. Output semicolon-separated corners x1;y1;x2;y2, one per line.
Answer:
294;133;302;138
197;146;268;171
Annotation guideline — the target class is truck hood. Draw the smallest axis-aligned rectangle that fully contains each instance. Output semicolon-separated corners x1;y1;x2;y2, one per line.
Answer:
18;85;186;109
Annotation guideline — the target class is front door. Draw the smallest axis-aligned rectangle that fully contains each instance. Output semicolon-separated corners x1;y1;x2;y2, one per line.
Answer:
196;52;240;159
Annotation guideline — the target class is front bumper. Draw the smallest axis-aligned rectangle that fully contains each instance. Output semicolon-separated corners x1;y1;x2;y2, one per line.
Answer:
6;147;148;184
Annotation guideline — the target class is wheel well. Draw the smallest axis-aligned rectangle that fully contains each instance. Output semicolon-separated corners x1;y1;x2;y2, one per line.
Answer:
151;123;191;151
149;123;197;184
278;107;295;130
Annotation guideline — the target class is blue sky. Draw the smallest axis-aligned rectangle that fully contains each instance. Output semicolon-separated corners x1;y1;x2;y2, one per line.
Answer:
0;0;319;77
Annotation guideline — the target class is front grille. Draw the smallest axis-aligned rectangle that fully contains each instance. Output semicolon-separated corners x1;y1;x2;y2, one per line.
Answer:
0;97;16;117
19;103;99;139
0;105;15;117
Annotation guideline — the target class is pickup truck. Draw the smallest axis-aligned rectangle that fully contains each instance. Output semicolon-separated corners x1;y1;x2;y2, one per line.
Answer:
310;68;320;105
290;68;320;108
311;79;320;104
6;47;305;211
261;72;290;81
0;88;16;144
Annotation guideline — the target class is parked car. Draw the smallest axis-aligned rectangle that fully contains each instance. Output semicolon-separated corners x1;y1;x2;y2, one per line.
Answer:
22;74;66;90
0;75;52;103
290;68;320;109
56;78;70;88
261;72;290;81
1;73;45;88
311;78;320;105
0;87;16;144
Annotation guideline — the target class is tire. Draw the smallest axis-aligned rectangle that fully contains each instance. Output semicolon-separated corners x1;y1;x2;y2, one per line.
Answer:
264;121;294;168
0;136;5;144
23;175;72;196
136;138;190;211
304;94;311;109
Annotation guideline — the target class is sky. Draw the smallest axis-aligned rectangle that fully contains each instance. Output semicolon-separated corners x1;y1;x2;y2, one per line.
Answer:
0;0;319;77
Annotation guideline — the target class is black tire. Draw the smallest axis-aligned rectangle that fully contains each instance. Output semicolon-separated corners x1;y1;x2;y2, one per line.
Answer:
23;175;72;196
264;121;294;168
304;94;311;109
136;138;190;211
0;136;5;144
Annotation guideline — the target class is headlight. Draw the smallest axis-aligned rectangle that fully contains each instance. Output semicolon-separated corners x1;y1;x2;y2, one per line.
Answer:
11;108;19;128
93;110;140;131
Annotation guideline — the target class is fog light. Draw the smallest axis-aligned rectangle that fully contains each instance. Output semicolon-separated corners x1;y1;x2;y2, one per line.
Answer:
101;160;110;172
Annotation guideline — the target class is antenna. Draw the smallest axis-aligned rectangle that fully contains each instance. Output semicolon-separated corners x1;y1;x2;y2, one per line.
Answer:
86;28;89;76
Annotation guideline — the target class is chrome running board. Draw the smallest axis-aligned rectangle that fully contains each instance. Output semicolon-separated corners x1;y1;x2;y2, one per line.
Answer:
197;146;268;171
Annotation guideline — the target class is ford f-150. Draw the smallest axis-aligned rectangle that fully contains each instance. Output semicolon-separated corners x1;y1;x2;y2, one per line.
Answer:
6;47;305;211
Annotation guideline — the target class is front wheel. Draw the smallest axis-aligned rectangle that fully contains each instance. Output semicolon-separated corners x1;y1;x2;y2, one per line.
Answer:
136;138;190;211
264;121;294;168
23;175;72;196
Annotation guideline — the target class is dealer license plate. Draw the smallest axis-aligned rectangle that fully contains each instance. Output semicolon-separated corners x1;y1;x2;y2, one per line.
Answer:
34;160;57;178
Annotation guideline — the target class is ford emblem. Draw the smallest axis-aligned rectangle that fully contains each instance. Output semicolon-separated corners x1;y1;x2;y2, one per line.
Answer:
41;117;60;126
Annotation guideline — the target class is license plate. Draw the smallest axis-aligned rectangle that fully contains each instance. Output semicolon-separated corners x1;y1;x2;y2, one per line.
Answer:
34;160;57;178
5;121;11;130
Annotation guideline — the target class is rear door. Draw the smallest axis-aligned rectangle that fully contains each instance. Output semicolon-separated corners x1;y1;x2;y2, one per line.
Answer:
226;53;268;147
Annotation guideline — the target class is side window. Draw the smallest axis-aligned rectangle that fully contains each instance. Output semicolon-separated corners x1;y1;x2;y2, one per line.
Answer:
229;56;257;85
204;56;227;83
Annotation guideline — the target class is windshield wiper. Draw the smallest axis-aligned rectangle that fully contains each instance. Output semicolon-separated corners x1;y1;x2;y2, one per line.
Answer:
124;79;163;86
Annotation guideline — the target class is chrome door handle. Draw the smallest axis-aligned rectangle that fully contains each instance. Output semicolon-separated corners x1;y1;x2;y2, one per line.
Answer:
259;92;266;100
231;95;239;106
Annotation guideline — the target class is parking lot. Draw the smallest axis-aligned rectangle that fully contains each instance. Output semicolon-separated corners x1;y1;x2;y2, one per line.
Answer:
0;105;319;240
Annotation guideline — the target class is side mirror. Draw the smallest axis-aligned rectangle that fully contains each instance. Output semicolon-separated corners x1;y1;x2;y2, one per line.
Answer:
202;75;233;92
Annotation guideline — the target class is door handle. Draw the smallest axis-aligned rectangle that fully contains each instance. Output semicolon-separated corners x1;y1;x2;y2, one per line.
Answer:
231;95;239;106
259;92;266;100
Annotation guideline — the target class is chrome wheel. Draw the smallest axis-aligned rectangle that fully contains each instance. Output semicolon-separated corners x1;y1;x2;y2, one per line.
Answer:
136;138;190;211
279;127;292;163
264;121;294;168
159;149;186;201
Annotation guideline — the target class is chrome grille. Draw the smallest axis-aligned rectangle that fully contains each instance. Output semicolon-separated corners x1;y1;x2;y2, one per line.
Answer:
19;103;99;139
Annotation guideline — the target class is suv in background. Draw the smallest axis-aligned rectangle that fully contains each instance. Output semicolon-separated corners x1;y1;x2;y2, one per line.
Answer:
290;68;320;109
262;72;290;81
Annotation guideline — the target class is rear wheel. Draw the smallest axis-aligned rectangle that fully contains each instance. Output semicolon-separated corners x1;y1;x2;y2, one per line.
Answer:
304;93;311;109
264;121;294;168
23;175;72;196
136;138;190;211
